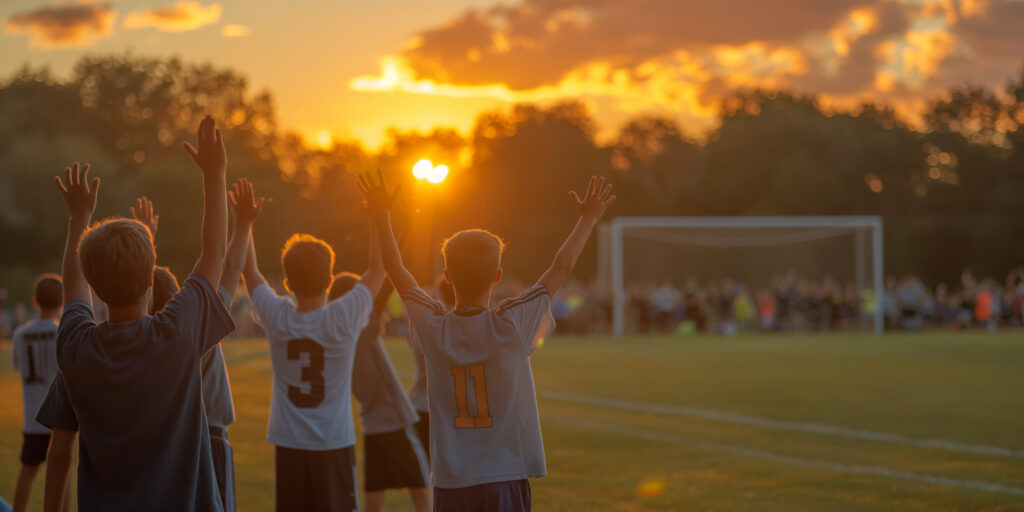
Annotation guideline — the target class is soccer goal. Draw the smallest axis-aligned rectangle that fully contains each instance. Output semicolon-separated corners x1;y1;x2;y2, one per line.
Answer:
596;216;884;337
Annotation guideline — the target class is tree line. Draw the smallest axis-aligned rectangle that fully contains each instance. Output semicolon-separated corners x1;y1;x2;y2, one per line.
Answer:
2;53;1022;301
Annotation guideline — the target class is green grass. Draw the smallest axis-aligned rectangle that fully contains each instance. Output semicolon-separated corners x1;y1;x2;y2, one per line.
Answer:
2;332;1023;510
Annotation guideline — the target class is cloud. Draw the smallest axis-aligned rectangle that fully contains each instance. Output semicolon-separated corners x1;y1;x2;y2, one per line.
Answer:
221;23;249;38
353;0;1024;136
4;3;116;49
123;1;221;32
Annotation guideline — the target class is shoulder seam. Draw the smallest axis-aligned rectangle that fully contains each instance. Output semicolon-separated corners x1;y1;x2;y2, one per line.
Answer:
496;286;549;314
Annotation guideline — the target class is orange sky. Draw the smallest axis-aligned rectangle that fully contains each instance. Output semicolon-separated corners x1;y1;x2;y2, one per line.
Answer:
2;0;1022;149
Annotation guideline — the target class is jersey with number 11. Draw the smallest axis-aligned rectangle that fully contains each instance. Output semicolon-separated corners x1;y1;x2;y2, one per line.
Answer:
251;283;372;451
404;284;555;489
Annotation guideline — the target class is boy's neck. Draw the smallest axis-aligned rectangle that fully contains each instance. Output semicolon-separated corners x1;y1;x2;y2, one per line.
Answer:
107;302;148;323
296;293;328;313
455;291;491;310
38;308;61;320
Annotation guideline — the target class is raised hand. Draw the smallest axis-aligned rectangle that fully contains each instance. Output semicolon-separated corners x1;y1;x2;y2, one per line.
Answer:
569;175;616;224
181;115;227;176
129;196;159;236
54;162;100;220
229;178;265;225
357;170;401;217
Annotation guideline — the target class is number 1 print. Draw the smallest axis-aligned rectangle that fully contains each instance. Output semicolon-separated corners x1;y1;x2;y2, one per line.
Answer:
451;364;493;428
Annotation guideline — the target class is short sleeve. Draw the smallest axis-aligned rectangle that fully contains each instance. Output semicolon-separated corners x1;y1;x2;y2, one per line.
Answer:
218;286;234;309
497;284;555;354
36;373;79;431
250;283;292;336
328;282;373;342
401;286;446;350
55;301;97;364
154;274;236;357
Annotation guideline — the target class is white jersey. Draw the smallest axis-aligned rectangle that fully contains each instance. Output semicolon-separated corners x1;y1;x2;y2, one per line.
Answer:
251;283;372;450
404;284;555;488
12;318;60;434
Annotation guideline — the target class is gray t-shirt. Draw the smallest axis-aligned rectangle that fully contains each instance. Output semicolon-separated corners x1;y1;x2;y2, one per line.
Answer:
351;307;420;435
199;287;237;429
408;346;429;412
404;284;555;489
47;274;235;511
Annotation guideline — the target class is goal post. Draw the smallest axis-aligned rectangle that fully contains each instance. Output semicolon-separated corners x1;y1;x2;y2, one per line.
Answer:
599;216;884;337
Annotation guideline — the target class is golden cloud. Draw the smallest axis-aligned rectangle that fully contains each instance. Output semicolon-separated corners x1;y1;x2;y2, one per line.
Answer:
123;1;221;32
353;0;1024;137
221;23;249;38
4;3;116;49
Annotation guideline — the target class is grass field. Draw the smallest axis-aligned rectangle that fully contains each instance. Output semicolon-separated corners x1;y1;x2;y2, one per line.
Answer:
2;332;1024;511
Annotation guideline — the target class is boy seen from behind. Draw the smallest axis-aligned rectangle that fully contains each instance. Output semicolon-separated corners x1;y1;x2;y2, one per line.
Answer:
329;274;431;512
41;116;234;511
360;172;615;511
11;275;67;512
242;215;385;511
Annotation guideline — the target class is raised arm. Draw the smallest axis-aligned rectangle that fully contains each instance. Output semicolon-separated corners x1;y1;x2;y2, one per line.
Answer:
222;178;265;294
359;171;418;297
54;162;100;306
537;175;616;296
359;220;387;295
129;196;159;239
241;234;269;296
181;115;228;286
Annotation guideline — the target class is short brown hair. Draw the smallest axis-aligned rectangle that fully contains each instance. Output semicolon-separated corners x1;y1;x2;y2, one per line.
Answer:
79;219;156;307
33;273;63;310
442;229;505;300
150;266;180;315
328;272;360;301
282;234;335;297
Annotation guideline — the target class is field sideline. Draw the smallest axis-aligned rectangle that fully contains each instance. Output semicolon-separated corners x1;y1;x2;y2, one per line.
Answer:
2;333;1023;511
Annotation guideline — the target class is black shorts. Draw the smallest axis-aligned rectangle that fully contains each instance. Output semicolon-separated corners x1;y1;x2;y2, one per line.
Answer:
434;479;531;512
414;411;430;459
21;432;51;466
275;445;357;512
364;426;430;492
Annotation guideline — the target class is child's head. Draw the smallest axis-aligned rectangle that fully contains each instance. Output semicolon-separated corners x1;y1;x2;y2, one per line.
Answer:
149;266;181;315
328;272;361;301
79;219;156;307
282;234;335;297
33;273;63;313
441;229;505;301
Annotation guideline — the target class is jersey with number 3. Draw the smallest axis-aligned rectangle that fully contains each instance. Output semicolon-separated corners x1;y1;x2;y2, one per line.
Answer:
404;284;555;488
251;283;372;450
13;318;60;434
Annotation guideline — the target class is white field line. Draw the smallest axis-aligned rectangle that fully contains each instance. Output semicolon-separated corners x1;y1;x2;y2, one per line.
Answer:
538;390;1024;459
547;414;1024;496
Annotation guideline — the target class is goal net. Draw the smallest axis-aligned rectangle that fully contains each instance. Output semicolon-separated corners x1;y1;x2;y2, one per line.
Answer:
596;216;884;337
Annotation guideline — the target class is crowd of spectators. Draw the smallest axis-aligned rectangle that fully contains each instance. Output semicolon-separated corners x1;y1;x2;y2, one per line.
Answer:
3;268;1023;338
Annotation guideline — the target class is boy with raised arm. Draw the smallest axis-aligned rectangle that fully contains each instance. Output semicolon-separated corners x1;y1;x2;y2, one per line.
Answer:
37;180;261;512
360;172;616;511
11;274;66;512
329;274;431;512
39;116;234;511
241;216;385;511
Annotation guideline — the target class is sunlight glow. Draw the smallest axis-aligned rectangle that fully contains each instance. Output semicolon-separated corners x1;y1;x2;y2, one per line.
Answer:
413;159;448;183
412;159;433;179
427;164;448;183
315;130;333;150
